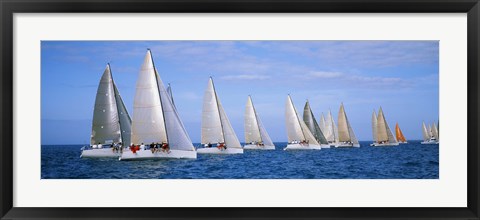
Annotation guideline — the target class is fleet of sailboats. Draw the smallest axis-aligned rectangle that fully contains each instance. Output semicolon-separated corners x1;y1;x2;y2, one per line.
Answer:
284;95;322;150
197;77;243;154
82;49;439;160
371;107;398;146
421;121;439;144
81;64;132;158
119;50;196;160
243;96;275;150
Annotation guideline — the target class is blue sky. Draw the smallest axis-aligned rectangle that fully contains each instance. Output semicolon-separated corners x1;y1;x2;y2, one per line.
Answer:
41;41;439;145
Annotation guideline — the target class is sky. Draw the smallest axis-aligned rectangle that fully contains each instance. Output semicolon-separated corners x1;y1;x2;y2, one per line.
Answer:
41;41;439;145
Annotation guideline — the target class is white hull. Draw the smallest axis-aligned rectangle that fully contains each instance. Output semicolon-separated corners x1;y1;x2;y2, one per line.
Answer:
284;143;321;150
119;149;197;160
197;147;244;154
398;141;408;144
421;141;439;145
321;144;331;149
243;144;275;150
370;142;399;147
80;148;121;158
335;143;360;148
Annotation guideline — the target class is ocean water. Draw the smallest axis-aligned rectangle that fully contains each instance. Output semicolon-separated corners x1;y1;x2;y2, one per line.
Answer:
41;141;438;179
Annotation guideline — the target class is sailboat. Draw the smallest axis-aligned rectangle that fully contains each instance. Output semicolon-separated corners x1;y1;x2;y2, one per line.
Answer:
369;110;377;146
371;107;398;146
119;49;196;160
324;110;339;147
284;95;321;150
303;101;330;148
81;64;132;158
243;95;275;150
319;113;327;134
431;122;439;143
336;103;360;147
197;77;243;154
421;122;438;144
395;123;408;144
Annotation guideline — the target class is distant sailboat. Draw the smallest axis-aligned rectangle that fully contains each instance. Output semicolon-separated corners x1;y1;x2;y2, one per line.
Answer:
119;49;196;160
243;95;275;150
303;101;330;148
421;121;438;144
81;64;132;158
319;113;327;134
370;110;377;146
395;123;407;144
431;122;439;143
324;110;339;147
198;77;243;154
371;107;398;146
284;95;321;150
336;103;360;147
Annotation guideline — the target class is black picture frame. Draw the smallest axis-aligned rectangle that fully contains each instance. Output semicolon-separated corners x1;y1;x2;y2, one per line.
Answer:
1;0;479;219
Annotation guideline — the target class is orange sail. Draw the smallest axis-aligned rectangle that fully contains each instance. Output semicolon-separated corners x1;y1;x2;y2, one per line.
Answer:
395;123;407;143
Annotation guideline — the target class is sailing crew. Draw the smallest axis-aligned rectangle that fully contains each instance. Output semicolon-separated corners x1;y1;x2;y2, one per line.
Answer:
161;142;170;152
217;142;227;150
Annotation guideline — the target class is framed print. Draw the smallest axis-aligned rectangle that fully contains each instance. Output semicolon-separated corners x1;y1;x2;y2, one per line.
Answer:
1;0;479;219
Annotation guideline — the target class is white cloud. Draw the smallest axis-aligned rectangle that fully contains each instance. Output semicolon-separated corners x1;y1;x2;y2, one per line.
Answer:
308;71;343;79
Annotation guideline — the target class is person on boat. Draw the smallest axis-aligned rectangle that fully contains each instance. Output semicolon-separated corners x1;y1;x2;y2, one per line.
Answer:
97;142;102;149
140;143;145;150
150;142;156;153
208;143;212;148
161;142;170;152
217;142;227;150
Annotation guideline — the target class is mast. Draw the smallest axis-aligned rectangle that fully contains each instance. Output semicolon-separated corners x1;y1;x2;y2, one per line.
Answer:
211;77;226;143
149;50;169;144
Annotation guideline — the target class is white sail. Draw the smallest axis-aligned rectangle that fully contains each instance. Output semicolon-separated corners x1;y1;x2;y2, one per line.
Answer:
422;122;429;141
245;96;261;144
303;101;328;144
91;65;121;145
155;70;195;151
431;122;439;140
113;83;132;145
285;95;305;143
217;97;242;148
376;108;389;142
325;110;337;143
319;113;327;134
372;110;378;142
257;113;274;146
131;50;168;144
201;78;224;144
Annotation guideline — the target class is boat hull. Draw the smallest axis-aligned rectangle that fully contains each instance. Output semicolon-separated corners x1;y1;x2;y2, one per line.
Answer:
398;141;408;144
370;142;399;147
335;143;360;148
197;147;244;154
284;144;321;150
80;148;121;158
243;144;275;150
119;149;197;160
421;141;439;145
320;144;331;149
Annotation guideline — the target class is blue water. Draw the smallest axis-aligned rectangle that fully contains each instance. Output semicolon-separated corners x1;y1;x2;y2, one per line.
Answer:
41;141;438;179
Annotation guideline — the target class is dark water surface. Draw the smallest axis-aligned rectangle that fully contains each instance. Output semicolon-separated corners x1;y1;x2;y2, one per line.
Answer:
41;141;438;179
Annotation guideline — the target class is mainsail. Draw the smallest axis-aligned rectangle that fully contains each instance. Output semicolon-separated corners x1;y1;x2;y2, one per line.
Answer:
422;122;430;141
91;64;122;145
395;123;407;143
201;78;242;148
372;110;377;142
431;122;439;141
131;50;194;151
319;113;327;134
285;95;319;145
337;103;358;144
376;107;397;144
303;101;328;144
244;95;274;146
325;110;338;143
